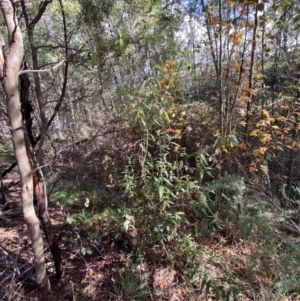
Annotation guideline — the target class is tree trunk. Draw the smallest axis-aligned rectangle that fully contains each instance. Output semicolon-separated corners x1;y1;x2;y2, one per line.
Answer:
20;0;63;279
20;60;62;279
0;0;50;291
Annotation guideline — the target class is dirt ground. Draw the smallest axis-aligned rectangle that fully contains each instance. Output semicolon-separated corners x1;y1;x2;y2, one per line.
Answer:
0;202;131;300
1;202;199;301
0;181;272;301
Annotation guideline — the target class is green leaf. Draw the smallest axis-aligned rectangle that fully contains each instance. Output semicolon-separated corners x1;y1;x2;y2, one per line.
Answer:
124;220;130;232
225;290;230;301
149;134;156;141
228;135;239;146
153;64;163;74
233;289;239;301
141;118;146;127
164;110;170;123
165;187;177;198
159;185;164;200
200;277;207;293
91;52;97;68
215;287;220;301
163;178;173;186
221;287;226;299
205;280;211;294
119;38;125;53
83;44;88;52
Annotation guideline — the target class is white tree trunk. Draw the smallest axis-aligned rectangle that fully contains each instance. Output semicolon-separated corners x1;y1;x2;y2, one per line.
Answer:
0;0;50;291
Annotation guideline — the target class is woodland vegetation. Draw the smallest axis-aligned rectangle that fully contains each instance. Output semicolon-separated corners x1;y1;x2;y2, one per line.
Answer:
0;0;300;300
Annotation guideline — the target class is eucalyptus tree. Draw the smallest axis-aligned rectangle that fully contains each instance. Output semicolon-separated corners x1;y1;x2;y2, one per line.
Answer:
0;0;85;290
0;0;51;291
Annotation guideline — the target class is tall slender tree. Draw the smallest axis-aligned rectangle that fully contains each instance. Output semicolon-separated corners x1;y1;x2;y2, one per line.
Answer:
0;0;50;291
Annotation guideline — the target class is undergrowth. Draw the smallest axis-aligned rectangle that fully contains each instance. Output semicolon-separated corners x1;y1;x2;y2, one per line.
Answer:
46;61;300;300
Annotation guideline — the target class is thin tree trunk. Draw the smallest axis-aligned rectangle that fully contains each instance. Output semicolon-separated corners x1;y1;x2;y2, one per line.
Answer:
218;0;223;136
0;0;50;291
20;0;63;279
20;60;62;279
244;4;258;144
201;0;219;77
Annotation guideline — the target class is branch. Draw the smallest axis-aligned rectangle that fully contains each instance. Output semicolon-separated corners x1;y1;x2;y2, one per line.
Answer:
47;0;69;129
18;60;65;75
1;161;17;179
30;0;53;29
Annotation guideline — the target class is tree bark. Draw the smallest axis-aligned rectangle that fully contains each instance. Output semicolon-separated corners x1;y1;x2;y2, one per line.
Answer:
0;0;50;291
20;60;62;279
20;0;63;279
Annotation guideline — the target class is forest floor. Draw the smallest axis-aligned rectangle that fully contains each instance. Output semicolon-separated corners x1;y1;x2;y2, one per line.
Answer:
0;167;299;300
0;200;281;301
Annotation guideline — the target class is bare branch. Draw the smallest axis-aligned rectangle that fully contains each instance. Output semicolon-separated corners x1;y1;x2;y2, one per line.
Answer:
47;0;69;129
30;0;53;29
18;60;65;75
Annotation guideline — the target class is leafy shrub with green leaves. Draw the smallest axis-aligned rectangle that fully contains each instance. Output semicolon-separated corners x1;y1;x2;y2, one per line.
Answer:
121;60;212;250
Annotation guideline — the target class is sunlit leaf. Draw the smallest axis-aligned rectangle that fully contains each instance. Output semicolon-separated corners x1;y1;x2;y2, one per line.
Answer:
124;220;130;232
230;29;243;45
250;129;260;136
261;109;270;118
159;186;164;200
259;133;271;144
271;125;279;130
232;62;240;70
84;198;90;208
164;111;170;123
241;95;250;102
165;127;175;133
260;165;268;175
253;149;260;157
119;38;125;52
276;116;286;122
175;129;181;139
199;194;207;206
